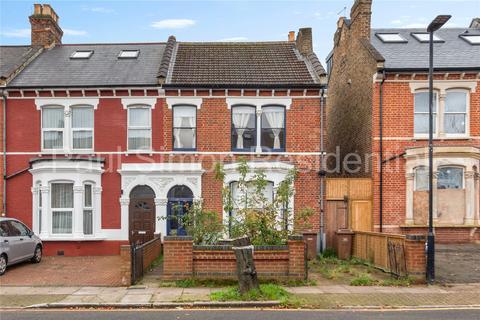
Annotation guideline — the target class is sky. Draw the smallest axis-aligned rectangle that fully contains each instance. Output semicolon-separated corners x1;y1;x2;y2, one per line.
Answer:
1;0;478;64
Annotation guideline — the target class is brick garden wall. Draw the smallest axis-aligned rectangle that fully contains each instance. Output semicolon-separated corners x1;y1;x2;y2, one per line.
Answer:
162;236;307;281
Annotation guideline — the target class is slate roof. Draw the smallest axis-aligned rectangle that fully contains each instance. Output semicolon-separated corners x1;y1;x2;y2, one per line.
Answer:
165;41;325;88
371;28;480;71
8;43;166;88
0;45;42;82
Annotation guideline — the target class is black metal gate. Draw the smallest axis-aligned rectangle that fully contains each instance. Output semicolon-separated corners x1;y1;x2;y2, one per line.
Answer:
131;243;144;284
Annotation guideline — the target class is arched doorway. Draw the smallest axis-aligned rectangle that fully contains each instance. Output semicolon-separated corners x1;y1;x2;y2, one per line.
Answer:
129;185;155;245
167;185;193;236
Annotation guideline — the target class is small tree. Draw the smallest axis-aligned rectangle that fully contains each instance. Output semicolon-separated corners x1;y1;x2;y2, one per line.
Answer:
181;200;224;245
217;158;313;245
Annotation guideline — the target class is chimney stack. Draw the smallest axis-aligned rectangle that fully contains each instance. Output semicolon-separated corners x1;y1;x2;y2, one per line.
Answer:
29;4;63;47
295;27;313;56
349;0;372;39
288;31;295;42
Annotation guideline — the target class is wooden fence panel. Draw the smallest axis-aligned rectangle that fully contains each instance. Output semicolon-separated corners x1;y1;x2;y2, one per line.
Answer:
352;231;406;273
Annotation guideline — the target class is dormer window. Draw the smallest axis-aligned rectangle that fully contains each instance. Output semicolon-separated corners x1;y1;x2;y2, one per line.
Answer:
375;33;407;43
118;50;140;59
70;50;93;59
460;34;480;45
411;33;444;43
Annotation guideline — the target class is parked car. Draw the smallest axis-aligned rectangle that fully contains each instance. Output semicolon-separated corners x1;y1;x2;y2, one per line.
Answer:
0;217;43;275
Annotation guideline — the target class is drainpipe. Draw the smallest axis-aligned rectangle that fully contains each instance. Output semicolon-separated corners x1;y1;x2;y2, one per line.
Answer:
318;88;326;253
1;89;6;216
378;71;385;233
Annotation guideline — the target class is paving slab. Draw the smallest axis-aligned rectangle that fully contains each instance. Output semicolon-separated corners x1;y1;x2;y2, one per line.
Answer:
120;294;152;303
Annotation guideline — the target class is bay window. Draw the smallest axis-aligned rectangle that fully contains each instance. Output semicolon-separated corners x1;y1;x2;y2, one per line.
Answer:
42;107;65;150
51;183;74;234
173;105;196;150
72;106;94;149
261;106;285;151
128;106;151;151
444;90;467;135
231;106;256;151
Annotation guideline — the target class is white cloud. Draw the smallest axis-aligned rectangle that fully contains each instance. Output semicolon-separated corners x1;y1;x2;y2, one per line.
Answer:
82;6;114;13
402;23;427;28
63;28;88;36
219;37;248;42
1;28;30;38
391;19;403;25
151;19;196;29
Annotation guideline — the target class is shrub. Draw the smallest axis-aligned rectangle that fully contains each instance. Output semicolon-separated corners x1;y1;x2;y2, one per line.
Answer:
350;273;375;286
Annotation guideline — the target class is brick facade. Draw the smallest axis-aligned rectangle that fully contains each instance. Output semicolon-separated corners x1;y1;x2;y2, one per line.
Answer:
4;89;322;256
327;0;480;243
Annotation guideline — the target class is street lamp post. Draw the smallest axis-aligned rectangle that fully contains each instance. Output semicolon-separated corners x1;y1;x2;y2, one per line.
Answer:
426;15;451;285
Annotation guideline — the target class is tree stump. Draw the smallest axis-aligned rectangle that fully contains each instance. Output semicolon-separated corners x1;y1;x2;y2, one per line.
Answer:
232;237;259;294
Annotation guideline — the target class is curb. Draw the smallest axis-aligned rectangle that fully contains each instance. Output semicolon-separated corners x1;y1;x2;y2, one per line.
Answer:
27;301;281;309
340;305;480;310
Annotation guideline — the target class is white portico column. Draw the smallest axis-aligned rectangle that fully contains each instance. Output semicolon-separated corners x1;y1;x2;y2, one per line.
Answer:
475;172;480;224
255;108;262;153
39;186;50;238
405;173;415;225
73;185;84;237
155;198;168;237
93;187;102;236
464;171;476;225
119;198;130;240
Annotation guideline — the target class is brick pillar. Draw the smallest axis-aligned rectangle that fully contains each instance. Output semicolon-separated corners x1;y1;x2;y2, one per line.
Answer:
120;245;131;286
404;235;426;282
288;235;306;280
163;236;193;280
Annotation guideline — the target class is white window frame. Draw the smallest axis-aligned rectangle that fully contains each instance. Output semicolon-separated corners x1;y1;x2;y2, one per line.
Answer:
172;104;197;151
437;165;465;190
414;166;429;191
127;105;152;152
70;105;95;151
50;181;74;235
414;90;439;139
41;105;65;152
443;89;469;139
83;182;94;236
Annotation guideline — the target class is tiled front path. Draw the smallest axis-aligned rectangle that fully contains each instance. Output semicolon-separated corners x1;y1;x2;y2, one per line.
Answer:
0;256;124;287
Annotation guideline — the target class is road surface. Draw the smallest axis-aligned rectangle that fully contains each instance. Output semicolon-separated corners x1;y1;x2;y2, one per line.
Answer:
2;309;480;320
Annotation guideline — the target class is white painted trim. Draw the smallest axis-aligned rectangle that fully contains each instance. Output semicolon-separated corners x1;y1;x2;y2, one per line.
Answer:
120;97;157;109
127;105;152;152
226;97;293;110
409;80;477;94
6;151;325;156
166;97;203;109
35;98;100;110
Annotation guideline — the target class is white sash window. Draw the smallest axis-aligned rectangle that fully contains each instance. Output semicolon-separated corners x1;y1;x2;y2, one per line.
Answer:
128;106;152;151
72;106;94;150
42;107;65;150
173;105;196;150
51;183;74;234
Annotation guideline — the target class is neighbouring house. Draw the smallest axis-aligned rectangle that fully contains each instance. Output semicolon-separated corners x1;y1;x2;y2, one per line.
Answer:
2;4;327;256
0;30;44;216
326;0;479;243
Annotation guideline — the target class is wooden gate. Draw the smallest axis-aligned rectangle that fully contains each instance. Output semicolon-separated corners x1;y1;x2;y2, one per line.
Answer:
325;178;372;248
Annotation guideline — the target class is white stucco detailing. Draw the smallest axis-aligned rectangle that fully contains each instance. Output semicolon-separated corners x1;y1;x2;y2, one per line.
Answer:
121;97;157;109
118;163;205;238
408;80;477;94
166;97;203;109
225;97;293;110
35;98;100;110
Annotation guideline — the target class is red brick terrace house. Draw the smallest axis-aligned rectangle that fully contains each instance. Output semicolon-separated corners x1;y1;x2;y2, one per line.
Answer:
1;4;327;255
326;0;480;242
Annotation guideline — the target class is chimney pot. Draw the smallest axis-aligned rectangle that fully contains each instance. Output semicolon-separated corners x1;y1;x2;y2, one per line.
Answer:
288;31;295;42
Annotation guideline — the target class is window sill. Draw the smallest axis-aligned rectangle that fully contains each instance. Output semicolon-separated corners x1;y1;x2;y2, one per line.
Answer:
400;224;478;228
413;136;471;141
39;235;107;241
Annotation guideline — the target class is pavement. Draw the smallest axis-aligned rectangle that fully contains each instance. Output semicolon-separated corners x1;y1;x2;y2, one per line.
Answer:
1;283;480;309
3;309;480;320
